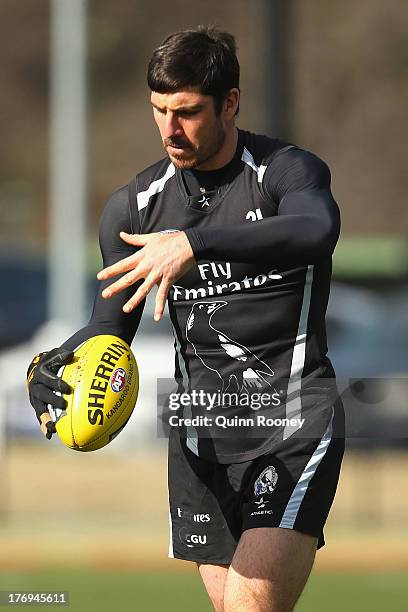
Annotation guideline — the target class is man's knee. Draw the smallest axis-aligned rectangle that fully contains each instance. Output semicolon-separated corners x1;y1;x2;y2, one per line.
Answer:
223;528;316;612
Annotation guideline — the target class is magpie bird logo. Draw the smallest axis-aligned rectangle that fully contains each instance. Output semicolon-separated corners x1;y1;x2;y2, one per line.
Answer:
254;466;278;497
186;301;275;394
253;466;278;508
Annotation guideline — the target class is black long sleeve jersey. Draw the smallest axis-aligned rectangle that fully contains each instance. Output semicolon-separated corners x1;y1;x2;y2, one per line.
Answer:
62;129;340;463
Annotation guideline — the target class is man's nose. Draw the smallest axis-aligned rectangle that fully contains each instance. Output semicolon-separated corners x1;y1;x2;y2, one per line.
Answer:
163;112;183;138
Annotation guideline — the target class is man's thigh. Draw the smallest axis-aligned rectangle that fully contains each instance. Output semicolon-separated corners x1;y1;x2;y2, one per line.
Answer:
224;527;317;612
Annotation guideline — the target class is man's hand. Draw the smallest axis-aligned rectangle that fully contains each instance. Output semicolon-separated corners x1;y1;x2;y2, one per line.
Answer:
97;231;195;320
27;348;74;439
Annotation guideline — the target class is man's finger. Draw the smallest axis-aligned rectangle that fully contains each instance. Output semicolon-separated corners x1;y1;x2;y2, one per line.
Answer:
45;349;74;371
154;279;171;321
123;273;157;313
101;267;145;299
37;366;71;395
40;413;56;439
32;385;67;411
119;232;150;246
97;251;141;281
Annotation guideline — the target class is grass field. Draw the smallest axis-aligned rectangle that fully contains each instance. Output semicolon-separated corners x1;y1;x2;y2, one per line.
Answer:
0;571;407;611
1;446;408;610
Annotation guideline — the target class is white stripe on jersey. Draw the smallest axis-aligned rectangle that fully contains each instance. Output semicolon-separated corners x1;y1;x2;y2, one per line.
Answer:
241;147;267;183
283;264;314;441
168;507;174;558
171;326;199;456
279;409;333;530
137;163;176;211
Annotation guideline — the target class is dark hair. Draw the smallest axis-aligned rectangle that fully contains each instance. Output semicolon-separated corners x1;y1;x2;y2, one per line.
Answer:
147;26;240;115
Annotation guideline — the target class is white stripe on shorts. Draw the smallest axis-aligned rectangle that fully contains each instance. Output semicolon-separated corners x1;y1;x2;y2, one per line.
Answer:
279;409;334;529
171;326;199;456
168;507;174;558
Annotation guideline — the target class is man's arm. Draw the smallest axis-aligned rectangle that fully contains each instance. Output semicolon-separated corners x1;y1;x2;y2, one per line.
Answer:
27;185;144;437
61;185;144;351
184;148;340;264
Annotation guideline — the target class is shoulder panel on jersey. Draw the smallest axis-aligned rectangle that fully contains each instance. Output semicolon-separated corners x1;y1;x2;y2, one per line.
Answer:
263;146;332;203
239;130;294;202
241;146;268;184
127;157;175;233
134;158;176;212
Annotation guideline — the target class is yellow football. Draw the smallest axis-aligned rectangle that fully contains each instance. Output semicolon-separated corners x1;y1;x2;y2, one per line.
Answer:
53;335;138;452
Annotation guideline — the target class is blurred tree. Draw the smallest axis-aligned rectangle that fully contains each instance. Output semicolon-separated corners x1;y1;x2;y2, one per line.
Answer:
1;0;407;253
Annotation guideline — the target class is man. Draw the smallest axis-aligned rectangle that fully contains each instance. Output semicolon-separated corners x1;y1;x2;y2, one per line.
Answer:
27;27;344;612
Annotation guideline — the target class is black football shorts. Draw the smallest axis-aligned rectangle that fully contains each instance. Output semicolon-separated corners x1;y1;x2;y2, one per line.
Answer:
167;400;345;564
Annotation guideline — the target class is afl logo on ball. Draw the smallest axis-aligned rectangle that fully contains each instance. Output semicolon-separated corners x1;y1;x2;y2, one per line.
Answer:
111;367;127;393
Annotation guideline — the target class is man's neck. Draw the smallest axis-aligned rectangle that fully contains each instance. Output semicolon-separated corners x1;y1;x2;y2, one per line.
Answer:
195;126;238;171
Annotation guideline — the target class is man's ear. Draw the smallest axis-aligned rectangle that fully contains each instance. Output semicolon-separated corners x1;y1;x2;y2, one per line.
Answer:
223;88;240;119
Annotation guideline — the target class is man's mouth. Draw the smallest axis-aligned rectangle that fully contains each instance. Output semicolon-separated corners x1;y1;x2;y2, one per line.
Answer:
165;140;191;151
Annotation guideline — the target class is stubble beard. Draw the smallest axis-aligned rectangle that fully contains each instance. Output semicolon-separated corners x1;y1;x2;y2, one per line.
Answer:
164;123;226;170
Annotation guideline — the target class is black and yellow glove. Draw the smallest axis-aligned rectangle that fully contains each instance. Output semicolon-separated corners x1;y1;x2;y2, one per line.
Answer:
27;348;74;439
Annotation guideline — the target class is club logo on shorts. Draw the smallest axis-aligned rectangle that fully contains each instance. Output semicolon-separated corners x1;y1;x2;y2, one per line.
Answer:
110;367;127;393
252;466;278;512
254;466;278;497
